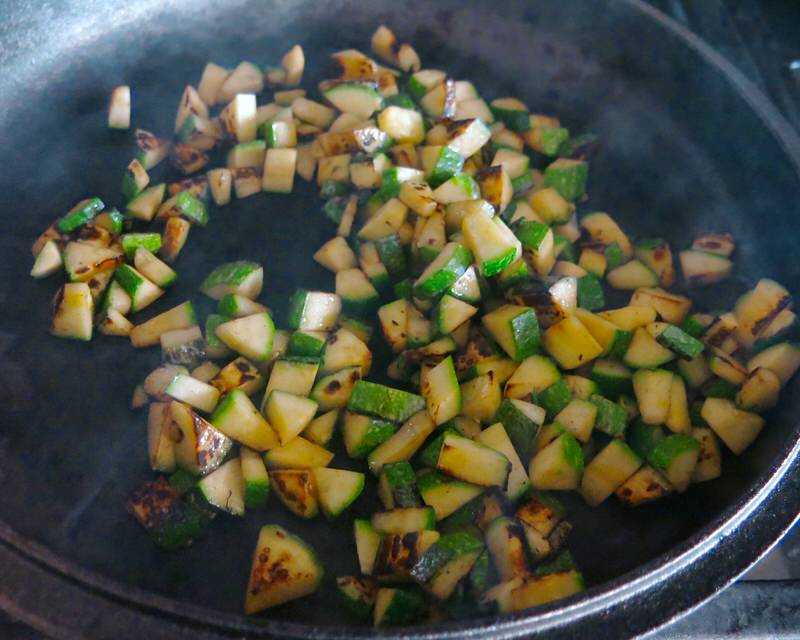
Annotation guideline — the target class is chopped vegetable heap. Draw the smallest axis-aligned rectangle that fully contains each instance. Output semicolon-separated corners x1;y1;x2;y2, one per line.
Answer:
32;23;800;627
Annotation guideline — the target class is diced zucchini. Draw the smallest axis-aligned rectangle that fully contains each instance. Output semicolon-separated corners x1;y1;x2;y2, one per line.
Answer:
413;242;472;300
599;305;657;331
624;327;675;369
437;433;510;488
410;532;484;600
691;427;722;483
485;516;530;581
215;312;275;362
736;367;781;411
30;239;63;279
678;354;713;389
50;283;94;341
417;471;483;520
607;260;658;290
324;81;383;119
129;301;196;348
580;440;642;506
288;289;342;331
735;279;792;348
553;399;597;443
372;506;436;535
337;576;377;620
198;458;245;515
542;316;603;370
147;403;177;472
529;432;584;490
462;210;521;277
377;106;425;144
348;380;426;423
495;398;546;462
165;374;219;413
314;236;358;273
632;369;673;425
200;261;263;300
701;398;765;455
62;241;122;283
336;269;380;316
615;465;672;507
265;359;319;398
367;410;436;474
210;389;279;450
354;519;382;575
507;570;584;611
630;287;692;325
262;148;297;193
264;389;318;444
311;366;363;411
270;469;319;518
544;159;588;201
126;478;211;550
240;447;270;509
421;356;461;425
665;375;691;434
432;295;478;336
504;355;561;399
160;217;190;263
133;248;176;288
312;468;365;518
575;309;632;359
482;304;540;362
635;237;675;287
460;373;502;423
244;525;322;614
708;348;747;385
476;422;531;501
679;249;732;286
373;588;423;627
747;342;800;386
378;462;421;509
647;322;704;359
647;434;700;492
342;412;397;458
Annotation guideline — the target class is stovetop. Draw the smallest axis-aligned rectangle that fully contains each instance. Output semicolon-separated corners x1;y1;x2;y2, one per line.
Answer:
2;1;800;638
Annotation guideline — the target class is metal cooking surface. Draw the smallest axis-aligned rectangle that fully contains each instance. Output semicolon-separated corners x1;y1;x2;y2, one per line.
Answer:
1;0;800;638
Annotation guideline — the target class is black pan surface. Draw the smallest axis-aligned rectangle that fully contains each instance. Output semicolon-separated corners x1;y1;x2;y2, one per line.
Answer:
1;0;799;638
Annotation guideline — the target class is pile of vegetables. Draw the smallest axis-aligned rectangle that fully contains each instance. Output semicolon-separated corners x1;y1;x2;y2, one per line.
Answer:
31;23;800;627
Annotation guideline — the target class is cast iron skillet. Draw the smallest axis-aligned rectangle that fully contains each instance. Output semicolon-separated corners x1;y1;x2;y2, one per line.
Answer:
1;0;799;638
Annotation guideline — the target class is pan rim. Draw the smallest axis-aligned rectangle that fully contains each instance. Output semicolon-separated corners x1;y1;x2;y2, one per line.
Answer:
2;0;800;637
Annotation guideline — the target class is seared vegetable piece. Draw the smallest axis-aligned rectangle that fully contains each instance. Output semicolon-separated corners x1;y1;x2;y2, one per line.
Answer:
348;380;426;423
337;576;377;620
482;304;540;362
198;458;245;515
264;389;318;444
506;570;584;611
241;447;270;509
215;313;275;362
615;465;672;507
210;389;279;450
264;436;333;469
313;467;365;518
201;261;263;300
486;516;530;581
50;282;94;341
436;433;511;488
529;432;584;490
170;401;232;474
476;422;531;501
495;398;546;462
421;356;461;425
270;469;319;518
127;477;212;550
580;440;642;506
411;533;484;600
368;411;436;474
378;462;421;509
417;471;483;520
701;398;765;455
244;525;323;614
373;587;423;627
